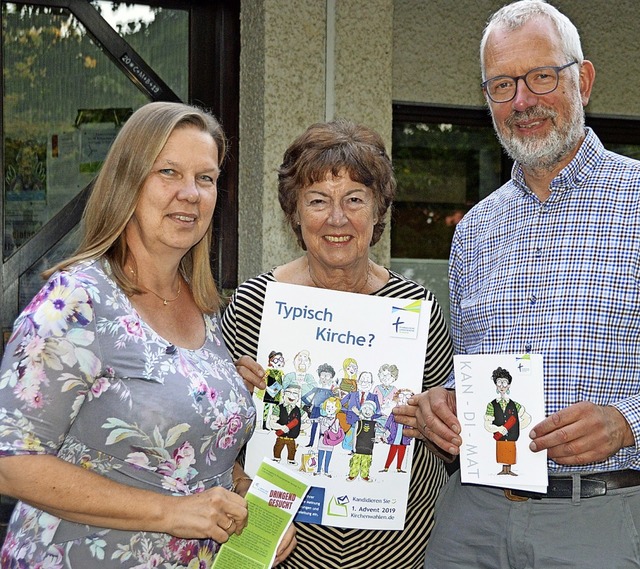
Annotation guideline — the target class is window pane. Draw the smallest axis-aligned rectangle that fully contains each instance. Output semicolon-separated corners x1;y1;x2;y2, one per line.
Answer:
92;1;188;101
390;110;640;320
390;117;506;318
391;120;503;260
19;226;80;308
2;3;146;257
2;2;188;260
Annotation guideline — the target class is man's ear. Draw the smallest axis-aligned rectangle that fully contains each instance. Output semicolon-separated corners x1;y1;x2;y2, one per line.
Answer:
579;60;596;106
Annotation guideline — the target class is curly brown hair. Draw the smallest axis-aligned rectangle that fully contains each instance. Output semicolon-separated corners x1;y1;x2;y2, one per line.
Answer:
278;118;396;250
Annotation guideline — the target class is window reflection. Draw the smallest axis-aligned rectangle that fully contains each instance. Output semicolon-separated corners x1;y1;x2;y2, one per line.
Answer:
2;2;188;260
391;120;503;261
390;107;640;320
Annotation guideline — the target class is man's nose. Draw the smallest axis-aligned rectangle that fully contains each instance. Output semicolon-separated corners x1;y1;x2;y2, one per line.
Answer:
511;77;539;111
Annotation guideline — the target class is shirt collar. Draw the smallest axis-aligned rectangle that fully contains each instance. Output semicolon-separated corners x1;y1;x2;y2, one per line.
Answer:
511;127;605;194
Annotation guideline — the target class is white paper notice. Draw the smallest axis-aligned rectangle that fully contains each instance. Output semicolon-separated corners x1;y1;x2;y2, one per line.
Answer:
244;281;433;530
454;353;548;493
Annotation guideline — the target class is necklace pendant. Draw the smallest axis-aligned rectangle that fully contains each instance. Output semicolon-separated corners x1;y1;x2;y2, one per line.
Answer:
163;299;168;306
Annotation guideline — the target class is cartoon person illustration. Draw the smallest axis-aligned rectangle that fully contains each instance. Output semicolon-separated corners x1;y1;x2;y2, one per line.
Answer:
373;363;399;418
341;371;381;451
347;400;378;482
373;363;399;440
315;396;344;478
302;363;337;447
380;388;414;473
261;350;285;430
484;367;532;476
339;357;359;396
283;349;316;397
270;383;309;466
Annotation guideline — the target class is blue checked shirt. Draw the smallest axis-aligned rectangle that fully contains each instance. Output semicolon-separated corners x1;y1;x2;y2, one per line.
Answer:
446;128;640;473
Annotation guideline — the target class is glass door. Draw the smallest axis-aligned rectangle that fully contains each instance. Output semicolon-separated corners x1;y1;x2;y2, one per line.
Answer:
0;0;240;539
1;0;240;356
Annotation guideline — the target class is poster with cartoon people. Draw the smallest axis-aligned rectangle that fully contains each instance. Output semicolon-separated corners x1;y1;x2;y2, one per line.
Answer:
244;282;433;531
454;354;548;493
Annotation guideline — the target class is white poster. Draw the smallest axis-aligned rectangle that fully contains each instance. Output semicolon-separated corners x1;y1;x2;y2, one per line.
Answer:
454;353;548;493
244;282;432;530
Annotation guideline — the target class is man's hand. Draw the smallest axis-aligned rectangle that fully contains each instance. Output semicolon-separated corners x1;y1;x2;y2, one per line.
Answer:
394;387;462;456
529;402;635;465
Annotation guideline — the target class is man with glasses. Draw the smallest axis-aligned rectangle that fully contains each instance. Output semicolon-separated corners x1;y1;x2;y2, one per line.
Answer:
397;1;640;567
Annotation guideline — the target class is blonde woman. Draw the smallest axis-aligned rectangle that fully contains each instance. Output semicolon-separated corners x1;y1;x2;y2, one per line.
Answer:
0;102;295;567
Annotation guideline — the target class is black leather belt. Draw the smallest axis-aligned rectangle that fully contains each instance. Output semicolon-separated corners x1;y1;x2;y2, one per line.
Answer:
504;469;640;501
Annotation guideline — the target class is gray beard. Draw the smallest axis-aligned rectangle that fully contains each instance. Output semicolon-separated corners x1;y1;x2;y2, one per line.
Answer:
493;95;586;173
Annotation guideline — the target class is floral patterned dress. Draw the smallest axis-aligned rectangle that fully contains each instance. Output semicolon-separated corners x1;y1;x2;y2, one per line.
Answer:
0;259;256;568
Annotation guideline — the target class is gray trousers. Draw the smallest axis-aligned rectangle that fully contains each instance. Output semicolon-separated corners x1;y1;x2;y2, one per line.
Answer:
424;470;640;569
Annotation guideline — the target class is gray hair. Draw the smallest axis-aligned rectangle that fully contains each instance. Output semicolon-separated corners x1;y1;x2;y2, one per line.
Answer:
480;0;584;80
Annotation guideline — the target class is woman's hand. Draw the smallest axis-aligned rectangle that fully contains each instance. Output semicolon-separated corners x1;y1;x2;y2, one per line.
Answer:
167;486;248;543
0;455;248;541
235;355;266;392
273;524;297;566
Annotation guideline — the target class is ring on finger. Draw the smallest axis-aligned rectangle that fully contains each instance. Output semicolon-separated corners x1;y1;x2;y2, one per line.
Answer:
224;517;234;530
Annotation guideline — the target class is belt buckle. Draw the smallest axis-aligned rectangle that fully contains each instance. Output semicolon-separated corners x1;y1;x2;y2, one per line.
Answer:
504;489;529;502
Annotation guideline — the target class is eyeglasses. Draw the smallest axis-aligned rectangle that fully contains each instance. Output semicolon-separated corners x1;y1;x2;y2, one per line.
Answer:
482;61;578;103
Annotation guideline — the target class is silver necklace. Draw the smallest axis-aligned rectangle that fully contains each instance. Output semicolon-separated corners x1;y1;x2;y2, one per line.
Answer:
128;267;182;305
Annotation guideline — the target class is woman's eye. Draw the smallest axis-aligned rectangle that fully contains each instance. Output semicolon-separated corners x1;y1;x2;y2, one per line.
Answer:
159;168;175;176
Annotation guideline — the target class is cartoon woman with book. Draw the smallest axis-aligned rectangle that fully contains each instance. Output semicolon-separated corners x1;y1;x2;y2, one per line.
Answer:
484;367;531;476
339;357;359;396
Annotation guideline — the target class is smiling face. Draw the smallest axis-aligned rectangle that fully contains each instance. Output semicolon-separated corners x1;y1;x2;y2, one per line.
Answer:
324;399;337;417
294;351;310;372
319;371;334;387
483;17;592;173
360;401;376;419
284;387;300;405
357;372;373;392
126;125;219;260
378;367;394;387
297;170;378;272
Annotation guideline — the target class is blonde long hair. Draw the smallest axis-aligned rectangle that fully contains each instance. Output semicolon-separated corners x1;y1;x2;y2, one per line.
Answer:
46;102;227;313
